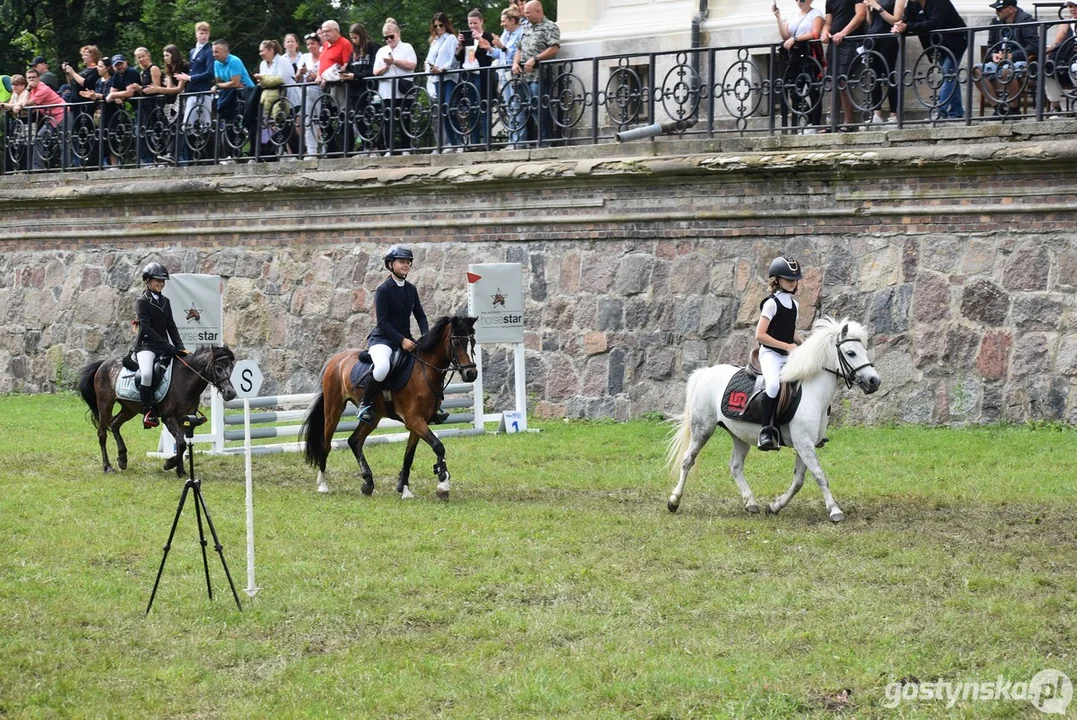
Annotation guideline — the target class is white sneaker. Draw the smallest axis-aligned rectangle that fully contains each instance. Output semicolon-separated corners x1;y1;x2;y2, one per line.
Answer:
802;128;818;135
303;155;317;161
431;149;441;155
402;151;411;156
382;151;391;157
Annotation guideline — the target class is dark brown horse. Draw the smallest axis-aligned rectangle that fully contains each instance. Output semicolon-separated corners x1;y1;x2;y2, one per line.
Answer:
301;315;478;499
78;346;238;475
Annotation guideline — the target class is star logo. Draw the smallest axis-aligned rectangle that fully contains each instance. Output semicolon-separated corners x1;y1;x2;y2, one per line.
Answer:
185;306;202;322
491;288;506;307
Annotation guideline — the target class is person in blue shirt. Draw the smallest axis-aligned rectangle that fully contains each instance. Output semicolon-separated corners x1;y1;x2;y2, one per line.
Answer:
211;38;256;161
356;245;430;423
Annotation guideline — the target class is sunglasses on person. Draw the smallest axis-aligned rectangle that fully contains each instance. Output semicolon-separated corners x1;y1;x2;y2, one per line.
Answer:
433;22;445;28
384;34;395;40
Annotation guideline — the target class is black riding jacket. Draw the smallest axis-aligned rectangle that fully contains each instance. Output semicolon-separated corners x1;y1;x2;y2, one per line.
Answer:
367;276;430;350
134;289;185;355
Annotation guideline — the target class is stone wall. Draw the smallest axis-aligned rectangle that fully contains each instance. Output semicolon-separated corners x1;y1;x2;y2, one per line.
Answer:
3;126;1077;424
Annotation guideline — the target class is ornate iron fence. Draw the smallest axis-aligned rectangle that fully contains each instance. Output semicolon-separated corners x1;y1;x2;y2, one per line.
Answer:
3;20;1076;173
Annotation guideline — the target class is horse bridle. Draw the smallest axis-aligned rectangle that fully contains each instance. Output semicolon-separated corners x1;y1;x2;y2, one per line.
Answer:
176;351;231;394
413;331;477;396
828;336;875;389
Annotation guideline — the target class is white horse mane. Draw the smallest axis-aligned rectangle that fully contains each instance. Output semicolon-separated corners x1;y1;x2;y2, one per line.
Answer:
780;316;868;383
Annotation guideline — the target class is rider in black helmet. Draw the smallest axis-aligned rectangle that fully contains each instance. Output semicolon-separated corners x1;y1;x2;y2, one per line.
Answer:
754;256;804;450
356;244;430;423
133;262;187;428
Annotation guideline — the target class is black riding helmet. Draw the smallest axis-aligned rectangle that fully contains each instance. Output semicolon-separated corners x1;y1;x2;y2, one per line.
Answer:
383;244;414;270
768;256;802;281
142;261;170;282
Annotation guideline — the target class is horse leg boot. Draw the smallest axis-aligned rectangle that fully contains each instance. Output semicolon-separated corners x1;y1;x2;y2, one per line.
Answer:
140;385;159;429
356;379;381;424
758;393;780;451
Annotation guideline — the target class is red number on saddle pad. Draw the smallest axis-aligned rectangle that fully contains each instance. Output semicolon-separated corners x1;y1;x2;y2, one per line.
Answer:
728;390;748;413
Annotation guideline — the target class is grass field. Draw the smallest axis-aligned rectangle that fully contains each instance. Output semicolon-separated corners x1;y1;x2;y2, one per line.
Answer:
1;392;1075;718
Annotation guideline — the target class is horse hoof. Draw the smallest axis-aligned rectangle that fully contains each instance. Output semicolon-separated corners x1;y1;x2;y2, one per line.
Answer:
436;489;449;501
667;499;680;513
104;466;115;474
361;482;374;496
745;503;760;514
317;484;331;494
829;509;846;523
118;459;127;470
400;486;415;500
765;504;779;515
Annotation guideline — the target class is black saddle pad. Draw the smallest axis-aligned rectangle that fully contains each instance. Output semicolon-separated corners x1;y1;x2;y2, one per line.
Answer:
349;351;416;392
721;368;802;425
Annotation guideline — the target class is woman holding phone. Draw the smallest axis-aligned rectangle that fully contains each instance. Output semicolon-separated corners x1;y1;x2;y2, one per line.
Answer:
774;0;826;132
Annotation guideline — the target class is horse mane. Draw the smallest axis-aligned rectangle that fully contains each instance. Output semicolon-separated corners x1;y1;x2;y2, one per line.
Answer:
416;316;454;354
781;316;868;383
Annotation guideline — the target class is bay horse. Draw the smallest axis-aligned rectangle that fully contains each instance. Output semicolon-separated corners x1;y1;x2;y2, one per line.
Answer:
301;315;478;499
78;346;238;475
666;317;881;522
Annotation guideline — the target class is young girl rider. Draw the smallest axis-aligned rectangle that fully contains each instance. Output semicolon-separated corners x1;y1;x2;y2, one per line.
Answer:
754;256;804;450
134;262;187;428
356;244;430;423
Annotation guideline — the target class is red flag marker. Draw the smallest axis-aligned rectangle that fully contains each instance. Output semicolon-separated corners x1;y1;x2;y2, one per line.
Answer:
466;272;482;283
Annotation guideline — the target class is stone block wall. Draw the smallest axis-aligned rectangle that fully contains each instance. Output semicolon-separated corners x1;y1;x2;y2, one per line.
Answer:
3;131;1077;425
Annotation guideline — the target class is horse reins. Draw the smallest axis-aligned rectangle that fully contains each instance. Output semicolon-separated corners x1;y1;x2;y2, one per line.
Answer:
175;353;230;394
827;336;875;389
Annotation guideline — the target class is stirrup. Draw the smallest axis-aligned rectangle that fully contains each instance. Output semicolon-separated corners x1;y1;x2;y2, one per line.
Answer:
356;403;374;424
142;411;160;429
432;409;450;424
757;426;780;451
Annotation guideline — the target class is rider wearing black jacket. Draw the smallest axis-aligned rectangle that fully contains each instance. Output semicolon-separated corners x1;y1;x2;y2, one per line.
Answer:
134;262;187;428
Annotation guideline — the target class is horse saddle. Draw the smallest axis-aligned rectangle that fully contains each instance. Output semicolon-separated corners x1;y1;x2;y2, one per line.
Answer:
349;348;416;393
721;368;802;426
115;356;175;404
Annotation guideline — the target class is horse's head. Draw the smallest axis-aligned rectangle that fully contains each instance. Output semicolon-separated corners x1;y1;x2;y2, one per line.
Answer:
448;316;479;383
835;322;881;394
190;345;238;401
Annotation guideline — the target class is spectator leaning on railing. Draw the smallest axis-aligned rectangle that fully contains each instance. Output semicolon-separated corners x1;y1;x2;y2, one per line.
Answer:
774;0;826;132
975;0;1038;115
14;68;69;169
1044;0;1077;115
483;5;525;148
210;38;257;163
820;0;866;131
513;0;560;144
863;0;906;125
893;0;968;119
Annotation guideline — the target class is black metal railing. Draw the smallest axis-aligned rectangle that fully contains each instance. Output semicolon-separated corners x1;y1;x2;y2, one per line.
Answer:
3;19;1076;173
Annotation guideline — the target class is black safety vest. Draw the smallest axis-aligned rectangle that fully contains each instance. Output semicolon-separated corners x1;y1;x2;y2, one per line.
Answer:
759;293;797;355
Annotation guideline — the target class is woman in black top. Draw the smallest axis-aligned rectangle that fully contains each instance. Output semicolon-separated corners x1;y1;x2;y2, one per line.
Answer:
134;262;187;427
356;245;429;423
455;8;496;146
863;0;905;124
62;45;102;166
341;23;380;152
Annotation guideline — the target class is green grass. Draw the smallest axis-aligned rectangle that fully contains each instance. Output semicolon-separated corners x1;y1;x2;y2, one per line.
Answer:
1;393;1075;718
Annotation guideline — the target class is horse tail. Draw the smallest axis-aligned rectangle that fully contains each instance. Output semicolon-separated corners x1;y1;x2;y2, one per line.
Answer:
301;393;327;468
666;368;705;477
78;360;105;429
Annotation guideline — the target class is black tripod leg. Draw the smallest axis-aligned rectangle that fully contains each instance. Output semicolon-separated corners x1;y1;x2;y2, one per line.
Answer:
146;479;193;615
193;483;213;601
194;485;243;612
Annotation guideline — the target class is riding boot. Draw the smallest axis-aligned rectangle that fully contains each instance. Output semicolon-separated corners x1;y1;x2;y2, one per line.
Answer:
356;379;381;424
758;393;780;451
140;385;159;429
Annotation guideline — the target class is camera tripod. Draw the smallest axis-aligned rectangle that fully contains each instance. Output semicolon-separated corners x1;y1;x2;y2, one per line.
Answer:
146;415;242;614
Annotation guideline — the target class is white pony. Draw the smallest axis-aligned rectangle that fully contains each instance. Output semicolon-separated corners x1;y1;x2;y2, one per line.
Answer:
666;317;881;522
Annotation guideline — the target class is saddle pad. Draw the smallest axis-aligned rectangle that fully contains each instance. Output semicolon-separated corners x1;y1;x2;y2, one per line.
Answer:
721;369;803;426
349;352;416;392
721;369;762;422
116;362;174;403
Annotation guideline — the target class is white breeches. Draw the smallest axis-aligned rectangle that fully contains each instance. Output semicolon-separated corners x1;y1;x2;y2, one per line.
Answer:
759;347;787;398
369;344;393;382
136;350;157;387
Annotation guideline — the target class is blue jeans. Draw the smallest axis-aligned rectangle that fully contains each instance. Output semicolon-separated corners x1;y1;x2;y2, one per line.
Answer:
435;77;459;148
939;52;964;119
527;80;552;145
